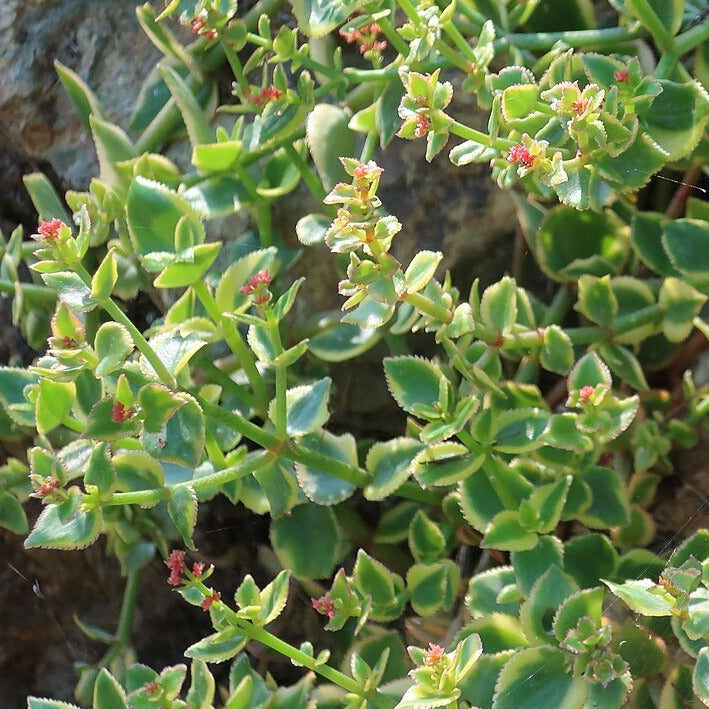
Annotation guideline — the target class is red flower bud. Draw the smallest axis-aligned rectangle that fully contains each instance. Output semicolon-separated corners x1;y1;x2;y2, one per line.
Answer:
201;590;221;610
37;218;65;241
508;144;536;168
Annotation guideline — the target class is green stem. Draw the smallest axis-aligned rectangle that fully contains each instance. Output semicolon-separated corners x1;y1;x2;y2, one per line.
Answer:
403;291;453;324
675;20;709;55
238;620;364;695
73;259;177;388
242;128;307;166
100;296;177;389
266;312;287;439
397;0;422;26
221;38;250;95
449;119;511;151
625;0;674;51
493;25;644;52
433;38;472;71
116;570;141;644
102;450;272;507
296;51;345;83
442;20;478;64
542;286;574;327
257;201;274;248
0;278;56;306
283;143;326;202
286;441;370;487
377;16;410;57
359;131;379;163
192;279;268;410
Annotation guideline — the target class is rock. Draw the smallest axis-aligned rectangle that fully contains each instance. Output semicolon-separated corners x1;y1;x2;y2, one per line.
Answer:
0;0;159;232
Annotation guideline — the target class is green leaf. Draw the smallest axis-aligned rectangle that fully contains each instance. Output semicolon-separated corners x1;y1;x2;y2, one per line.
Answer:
292;0;371;37
539;325;574;374
662;219;709;287
519;565;579;644
185;628;247;663
254;460;300;518
28;699;81;709
296;213;331;247
405;251;443;294
22;172;72;224
187;660;215;709
462;615;527;654
295;431;357;505
512;535;564;596
693;646;709;706
306;105;355;191
459;468;506;532
154;243;222;288
112;450;164;493
384;356;445;418
95;322;134;377
258;570;292;626
596;343;648;391
41;271;96;312
93;668;129;709
0;492;28;534
138;383;184;433
450;139;498;165
466;566;520;618
89;115;137;190
270;377;331;436
659;276;707;342
576;275;617;326
492;408;550;453
364;438;424;500
353;549;400;606
643;80;709;161
407;561;457;616
270;503;339;579
413;442;483;487
577;466;630;528
564;534;618;588
553;587;604;642
501;84;540;121
481;276;518;334
168;485;198;550
91;248;118;301
568;351;612;390
85;443;116;496
492;645;586;709
136;3;203;79
536;207;628;282
140;328;206;378
603;578;674;616
127;177;195;267
377;80;406;148
409;510;447;564
159;64;213;147
192;140;242;172
482;510;538;551
25;506;102;550
181;176;250;219
631;211;677;276
84;397;140;441
35;379;75;434
0;367;37;428
142;393;205;467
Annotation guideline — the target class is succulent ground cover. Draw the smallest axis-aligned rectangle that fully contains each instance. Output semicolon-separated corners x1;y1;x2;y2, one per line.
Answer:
1;0;709;707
